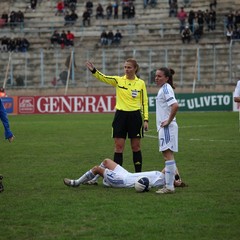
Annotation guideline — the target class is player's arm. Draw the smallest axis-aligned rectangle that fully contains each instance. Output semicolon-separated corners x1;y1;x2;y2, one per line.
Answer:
161;102;179;127
85;60;117;86
234;96;240;103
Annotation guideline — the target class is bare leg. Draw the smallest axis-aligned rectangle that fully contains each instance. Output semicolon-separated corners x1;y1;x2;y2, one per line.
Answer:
86;158;118;184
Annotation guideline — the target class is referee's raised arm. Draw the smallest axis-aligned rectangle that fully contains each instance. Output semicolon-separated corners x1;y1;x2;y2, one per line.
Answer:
86;61;96;73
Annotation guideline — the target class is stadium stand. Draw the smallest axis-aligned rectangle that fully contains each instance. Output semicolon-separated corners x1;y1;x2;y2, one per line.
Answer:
0;0;240;94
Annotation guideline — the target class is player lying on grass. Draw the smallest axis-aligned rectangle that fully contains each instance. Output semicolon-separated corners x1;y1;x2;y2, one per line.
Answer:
63;158;187;192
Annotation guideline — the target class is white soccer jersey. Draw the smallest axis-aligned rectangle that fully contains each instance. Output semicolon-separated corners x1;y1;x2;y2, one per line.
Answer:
103;165;165;188
155;83;178;131
233;80;240;98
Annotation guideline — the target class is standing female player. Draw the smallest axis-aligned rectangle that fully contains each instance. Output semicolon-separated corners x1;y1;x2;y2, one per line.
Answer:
85;58;149;173
155;67;179;194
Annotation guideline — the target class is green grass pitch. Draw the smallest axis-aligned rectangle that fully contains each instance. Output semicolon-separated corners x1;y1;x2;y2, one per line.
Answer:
0;112;240;240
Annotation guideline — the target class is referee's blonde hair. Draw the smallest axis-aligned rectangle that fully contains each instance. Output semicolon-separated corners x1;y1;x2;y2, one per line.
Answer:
125;58;139;74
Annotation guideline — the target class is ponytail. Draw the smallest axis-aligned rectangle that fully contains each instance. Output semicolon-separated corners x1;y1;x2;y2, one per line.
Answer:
158;67;175;89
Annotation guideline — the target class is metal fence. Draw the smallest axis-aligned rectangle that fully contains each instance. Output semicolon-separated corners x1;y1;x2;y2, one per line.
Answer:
1;42;240;90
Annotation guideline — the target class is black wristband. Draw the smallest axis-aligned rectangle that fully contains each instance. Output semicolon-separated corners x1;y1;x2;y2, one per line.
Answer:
91;68;96;74
144;120;148;123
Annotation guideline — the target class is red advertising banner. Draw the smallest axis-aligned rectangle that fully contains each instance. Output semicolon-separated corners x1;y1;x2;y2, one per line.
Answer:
18;95;116;114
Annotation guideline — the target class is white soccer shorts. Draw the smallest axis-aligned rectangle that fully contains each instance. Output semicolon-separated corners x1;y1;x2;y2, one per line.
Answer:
158;121;178;152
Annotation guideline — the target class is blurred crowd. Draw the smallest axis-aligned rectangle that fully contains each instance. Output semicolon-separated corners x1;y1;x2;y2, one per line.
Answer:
0;36;30;52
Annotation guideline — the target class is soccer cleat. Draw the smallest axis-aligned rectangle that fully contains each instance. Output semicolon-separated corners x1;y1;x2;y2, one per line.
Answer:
63;178;79;187
84;179;98;185
0;175;4;193
156;187;175;194
83;180;98;185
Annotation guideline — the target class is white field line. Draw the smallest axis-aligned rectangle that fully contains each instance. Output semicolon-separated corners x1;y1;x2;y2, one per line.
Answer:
178;125;219;129
144;134;235;142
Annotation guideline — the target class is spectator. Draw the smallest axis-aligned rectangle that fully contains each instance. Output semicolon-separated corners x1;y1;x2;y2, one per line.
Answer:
209;0;217;10
64;11;71;25
1;12;8;26
100;30;108;46
25;0;38;12
232;27;240;40
122;4;129;19
69;10;78;25
209;8;216;31
55;1;65;16
128;2;135;18
113;29;122;45
66;30;75;46
1;36;8;52
9;11;17;29
15;75;25;86
60;30;67;49
234;10;240;30
16;10;24;23
197;10;205;35
177;7;188;33
96;3;104;19
204;9;210;31
30;0;38;11
226;10;234;29
107;30;114;46
226;26;233;42
82;8;91;27
181;25;192;43
188;10;195;32
193;24;202;43
50;30;61;46
8;38;16;52
169;0;178;17
19;38;30;52
68;0;77;12
113;0;119;19
86;0;93;16
106;3;113;20
25;0;37;12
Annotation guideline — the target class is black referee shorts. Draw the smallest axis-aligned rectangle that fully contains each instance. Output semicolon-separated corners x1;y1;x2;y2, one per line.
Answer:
112;110;144;139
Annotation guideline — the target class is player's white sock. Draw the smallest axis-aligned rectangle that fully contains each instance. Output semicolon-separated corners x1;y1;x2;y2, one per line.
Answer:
75;170;95;185
165;160;176;190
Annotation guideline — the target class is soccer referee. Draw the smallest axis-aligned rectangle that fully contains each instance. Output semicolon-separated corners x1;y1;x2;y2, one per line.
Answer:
86;58;149;173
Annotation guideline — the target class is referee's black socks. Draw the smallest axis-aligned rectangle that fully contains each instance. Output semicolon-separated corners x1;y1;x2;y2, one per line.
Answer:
133;151;142;172
114;152;123;166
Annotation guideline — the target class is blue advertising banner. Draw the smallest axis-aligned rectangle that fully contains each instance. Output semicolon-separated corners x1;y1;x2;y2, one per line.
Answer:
1;97;14;114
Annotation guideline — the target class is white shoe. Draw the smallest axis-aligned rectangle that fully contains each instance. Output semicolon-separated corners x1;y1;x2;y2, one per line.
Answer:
156;187;175;194
63;178;79;187
84;179;98;185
